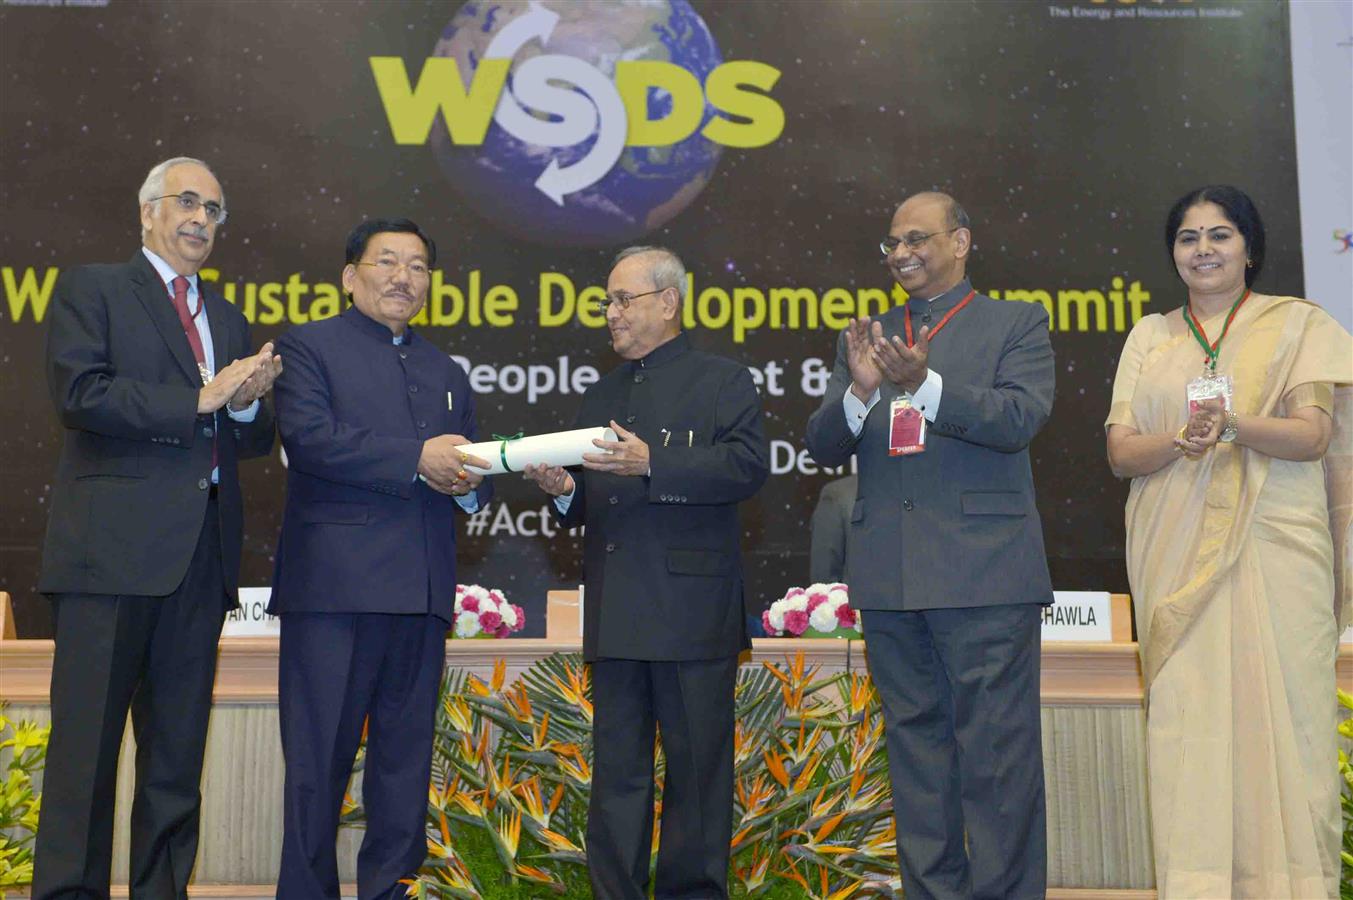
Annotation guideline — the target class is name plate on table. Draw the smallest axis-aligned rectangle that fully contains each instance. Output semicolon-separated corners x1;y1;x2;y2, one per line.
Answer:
1041;591;1112;642
223;587;281;636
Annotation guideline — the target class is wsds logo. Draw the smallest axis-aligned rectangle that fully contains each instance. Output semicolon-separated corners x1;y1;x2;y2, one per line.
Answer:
370;0;783;247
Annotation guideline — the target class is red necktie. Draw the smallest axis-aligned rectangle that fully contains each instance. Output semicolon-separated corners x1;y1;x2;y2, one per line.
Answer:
169;276;217;469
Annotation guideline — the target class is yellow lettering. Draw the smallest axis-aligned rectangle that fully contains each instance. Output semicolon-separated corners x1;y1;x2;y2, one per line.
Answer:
1127;280;1151;324
615;61;704;147
257;282;286;325
430;270;464;325
285;274;309;324
857;288;890;319
312;282;341;321
578;286;607;327
820;288;854;330
769;287;818;330
732;287;766;344
369;56;509;145
2;266;58;323
702;61;785;149
483;284;518;326
467;271;482;326
539;272;575;327
1057;289;1107;331
697;287;731;329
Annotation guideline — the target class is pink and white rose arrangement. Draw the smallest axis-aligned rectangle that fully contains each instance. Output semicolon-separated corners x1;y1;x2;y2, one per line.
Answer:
453;584;526;639
761;582;861;638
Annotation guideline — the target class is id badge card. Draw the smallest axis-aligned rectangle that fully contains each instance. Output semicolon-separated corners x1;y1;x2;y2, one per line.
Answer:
889;397;926;456
1186;372;1233;415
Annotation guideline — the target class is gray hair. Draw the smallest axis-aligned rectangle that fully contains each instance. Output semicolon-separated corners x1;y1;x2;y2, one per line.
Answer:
612;245;688;302
137;156;223;208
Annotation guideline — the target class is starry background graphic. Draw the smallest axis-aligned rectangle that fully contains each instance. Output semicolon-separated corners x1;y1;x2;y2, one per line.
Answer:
0;0;1302;637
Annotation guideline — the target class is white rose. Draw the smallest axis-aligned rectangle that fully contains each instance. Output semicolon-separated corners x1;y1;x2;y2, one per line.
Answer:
809;603;839;634
454;610;482;638
767;602;787;633
500;604;519;628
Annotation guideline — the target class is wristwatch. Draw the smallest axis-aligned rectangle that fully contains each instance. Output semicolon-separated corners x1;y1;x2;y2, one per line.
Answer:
1218;410;1239;443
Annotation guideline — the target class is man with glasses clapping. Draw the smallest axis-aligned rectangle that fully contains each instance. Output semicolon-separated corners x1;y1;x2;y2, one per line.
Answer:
34;156;280;897
806;192;1056;900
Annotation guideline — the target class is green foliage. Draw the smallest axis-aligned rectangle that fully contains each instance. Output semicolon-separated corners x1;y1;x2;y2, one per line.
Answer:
342;652;902;899
0;704;48;888
1338;688;1353;900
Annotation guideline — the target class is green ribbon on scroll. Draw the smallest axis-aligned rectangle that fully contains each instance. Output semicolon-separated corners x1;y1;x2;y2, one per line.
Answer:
492;432;524;473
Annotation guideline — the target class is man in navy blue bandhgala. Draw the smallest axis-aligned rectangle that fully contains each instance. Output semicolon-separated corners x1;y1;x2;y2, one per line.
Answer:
269;218;491;899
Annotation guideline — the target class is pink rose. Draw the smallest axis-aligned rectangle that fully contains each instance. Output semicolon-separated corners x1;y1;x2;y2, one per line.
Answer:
783;609;809;636
479;610;503;631
835;605;857;629
510;605;526;632
495;624;511;638
761;609;777;636
461;595;479;613
805;591;829;614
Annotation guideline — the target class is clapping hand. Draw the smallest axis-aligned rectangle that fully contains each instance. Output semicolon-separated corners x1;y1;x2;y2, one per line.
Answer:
844;317;882;401
872;322;930;394
1175;398;1224;457
227;343;284;411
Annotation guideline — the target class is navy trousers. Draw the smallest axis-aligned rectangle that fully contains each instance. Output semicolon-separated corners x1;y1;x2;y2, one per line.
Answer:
275;612;446;900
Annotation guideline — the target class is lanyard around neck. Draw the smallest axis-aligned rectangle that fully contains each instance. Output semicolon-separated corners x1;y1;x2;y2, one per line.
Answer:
904;289;976;347
1185;288;1249;372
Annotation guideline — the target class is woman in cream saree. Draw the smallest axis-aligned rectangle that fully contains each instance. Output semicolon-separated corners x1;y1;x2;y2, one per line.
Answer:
1106;186;1351;899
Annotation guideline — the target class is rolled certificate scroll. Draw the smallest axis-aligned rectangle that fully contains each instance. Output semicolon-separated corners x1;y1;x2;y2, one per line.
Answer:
460;427;616;476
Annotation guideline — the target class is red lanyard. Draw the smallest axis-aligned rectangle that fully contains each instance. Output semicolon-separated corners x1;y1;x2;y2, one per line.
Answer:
1185;289;1250;372
905;289;976;347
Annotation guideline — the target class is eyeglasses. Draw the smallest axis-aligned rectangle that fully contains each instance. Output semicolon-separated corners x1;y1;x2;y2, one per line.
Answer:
879;227;961;256
355;258;431;279
148;192;227;225
600;287;668;311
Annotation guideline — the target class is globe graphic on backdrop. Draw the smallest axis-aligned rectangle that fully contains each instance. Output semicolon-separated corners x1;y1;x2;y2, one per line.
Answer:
431;0;725;248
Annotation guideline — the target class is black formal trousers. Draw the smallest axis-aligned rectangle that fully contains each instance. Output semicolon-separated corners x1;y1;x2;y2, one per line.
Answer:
32;494;227;900
275;612;446;900
587;655;739;900
863;604;1046;900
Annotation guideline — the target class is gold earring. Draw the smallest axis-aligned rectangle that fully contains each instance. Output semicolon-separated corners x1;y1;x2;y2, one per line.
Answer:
1246;258;1253;268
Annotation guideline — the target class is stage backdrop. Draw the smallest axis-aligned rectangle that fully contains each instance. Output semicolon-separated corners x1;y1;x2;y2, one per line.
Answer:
0;0;1321;637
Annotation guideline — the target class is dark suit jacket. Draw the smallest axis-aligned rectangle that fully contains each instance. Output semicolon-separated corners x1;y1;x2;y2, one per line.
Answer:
268;306;490;623
557;333;769;661
809;475;857;584
39;251;274;600
805;280;1055;610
